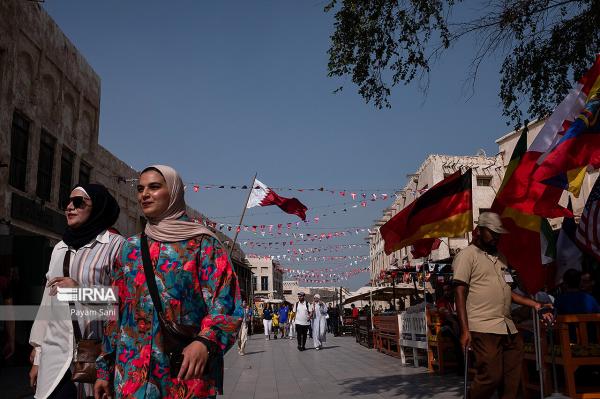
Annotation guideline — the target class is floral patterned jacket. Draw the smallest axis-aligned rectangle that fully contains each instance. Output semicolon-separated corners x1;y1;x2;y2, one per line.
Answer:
96;233;242;398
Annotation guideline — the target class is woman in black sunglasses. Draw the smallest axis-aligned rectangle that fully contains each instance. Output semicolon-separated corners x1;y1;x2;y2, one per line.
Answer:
29;183;124;399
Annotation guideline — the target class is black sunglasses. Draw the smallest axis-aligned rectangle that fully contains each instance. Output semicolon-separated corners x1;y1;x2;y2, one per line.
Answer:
64;196;88;210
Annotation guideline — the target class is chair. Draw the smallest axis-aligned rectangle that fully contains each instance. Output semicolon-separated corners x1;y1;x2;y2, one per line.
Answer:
521;314;600;399
427;309;460;374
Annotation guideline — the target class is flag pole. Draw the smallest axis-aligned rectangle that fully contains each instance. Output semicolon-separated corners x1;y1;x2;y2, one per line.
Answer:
228;172;257;258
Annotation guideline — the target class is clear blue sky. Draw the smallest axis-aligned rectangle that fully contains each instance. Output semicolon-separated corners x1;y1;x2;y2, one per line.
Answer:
44;1;513;290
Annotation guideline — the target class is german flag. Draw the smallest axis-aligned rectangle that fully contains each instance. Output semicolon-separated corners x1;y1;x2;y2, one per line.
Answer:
381;169;473;255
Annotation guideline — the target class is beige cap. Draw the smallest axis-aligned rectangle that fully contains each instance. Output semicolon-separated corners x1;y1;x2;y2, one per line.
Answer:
477;212;508;234
314;294;321;299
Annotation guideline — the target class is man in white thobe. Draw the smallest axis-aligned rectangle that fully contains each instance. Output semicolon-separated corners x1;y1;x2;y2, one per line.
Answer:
311;294;328;350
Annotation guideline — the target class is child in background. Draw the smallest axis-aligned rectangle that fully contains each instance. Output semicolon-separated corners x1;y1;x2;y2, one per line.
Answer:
272;312;280;339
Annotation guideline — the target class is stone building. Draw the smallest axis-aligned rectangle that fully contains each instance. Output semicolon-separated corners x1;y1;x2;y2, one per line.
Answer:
0;0;253;361
0;0;147;298
369;153;503;286
283;280;349;305
247;256;283;300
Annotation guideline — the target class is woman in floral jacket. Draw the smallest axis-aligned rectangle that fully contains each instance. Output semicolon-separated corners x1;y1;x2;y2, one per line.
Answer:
95;165;242;399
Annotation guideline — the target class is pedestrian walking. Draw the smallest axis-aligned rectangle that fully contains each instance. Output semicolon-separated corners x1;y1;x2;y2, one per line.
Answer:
29;184;123;399
95;165;242;399
272;309;279;339
288;307;296;339
238;300;252;356
294;292;310;351
278;303;289;338
454;212;553;399
311;294;328;350
262;304;273;340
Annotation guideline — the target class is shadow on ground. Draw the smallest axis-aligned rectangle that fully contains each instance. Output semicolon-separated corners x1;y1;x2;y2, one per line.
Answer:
338;372;462;398
242;350;265;356
319;345;340;350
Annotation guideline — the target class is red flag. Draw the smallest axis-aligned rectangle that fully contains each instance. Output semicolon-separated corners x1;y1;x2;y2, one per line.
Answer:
492;129;553;293
247;178;308;221
410;238;442;258
532;55;600;195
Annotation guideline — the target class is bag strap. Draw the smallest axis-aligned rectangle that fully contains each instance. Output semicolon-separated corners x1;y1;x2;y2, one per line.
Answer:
63;251;83;342
140;233;165;316
140;233;209;317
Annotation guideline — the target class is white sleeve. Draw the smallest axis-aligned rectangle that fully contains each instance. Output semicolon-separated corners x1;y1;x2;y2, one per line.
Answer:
29;285;51;361
33;346;41;366
30;246;60;360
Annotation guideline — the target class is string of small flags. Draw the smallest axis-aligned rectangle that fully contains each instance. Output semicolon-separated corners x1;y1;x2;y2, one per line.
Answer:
117;176;430;198
281;262;367;273
235;231;366;245
221;225;373;238
287;267;369;283
244;255;368;263
207;196;391;227
187;183;395;197
243;243;367;253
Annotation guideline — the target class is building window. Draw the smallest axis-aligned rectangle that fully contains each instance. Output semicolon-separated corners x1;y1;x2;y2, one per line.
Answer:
79;161;91;185
283;290;292;295
260;276;268;291
476;176;492;186
252;276;257;292
36;131;56;201
9;112;30;191
58;148;74;208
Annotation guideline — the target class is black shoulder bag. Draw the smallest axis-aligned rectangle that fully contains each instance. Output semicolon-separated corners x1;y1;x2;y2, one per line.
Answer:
63;251;101;383
140;233;218;379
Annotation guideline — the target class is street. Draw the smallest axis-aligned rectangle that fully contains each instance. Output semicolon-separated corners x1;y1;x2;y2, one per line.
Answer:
222;334;462;399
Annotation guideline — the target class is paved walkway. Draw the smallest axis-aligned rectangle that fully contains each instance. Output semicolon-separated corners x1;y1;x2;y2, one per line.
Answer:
2;335;463;398
222;334;463;399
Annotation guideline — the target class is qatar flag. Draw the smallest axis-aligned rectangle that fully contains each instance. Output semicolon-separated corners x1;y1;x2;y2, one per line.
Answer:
246;179;308;221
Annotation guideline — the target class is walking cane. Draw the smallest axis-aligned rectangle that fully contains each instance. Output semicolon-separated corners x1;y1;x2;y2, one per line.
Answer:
464;346;469;399
533;307;544;399
544;308;571;399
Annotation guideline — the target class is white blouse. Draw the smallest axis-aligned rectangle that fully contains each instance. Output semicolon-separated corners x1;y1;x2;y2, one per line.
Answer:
29;230;124;399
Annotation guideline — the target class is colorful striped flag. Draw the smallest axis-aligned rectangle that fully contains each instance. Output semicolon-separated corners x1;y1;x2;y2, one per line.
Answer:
576;176;600;261
534;55;600;196
493;130;555;294
381;169;472;255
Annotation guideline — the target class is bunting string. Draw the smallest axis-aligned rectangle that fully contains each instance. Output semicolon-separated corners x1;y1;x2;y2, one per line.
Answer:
243;243;367;252
245;255;368;262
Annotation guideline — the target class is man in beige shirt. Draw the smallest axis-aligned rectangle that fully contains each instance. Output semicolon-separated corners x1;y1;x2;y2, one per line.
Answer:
453;212;552;399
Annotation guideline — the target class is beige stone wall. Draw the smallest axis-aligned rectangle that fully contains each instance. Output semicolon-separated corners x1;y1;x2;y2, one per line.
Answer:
0;0;102;241
0;0;218;241
247;256;283;299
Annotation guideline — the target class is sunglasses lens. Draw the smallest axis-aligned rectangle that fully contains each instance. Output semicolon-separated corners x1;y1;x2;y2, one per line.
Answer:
65;196;86;210
74;197;85;208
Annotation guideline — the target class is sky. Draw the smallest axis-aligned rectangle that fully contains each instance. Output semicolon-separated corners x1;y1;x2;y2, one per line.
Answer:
43;1;514;290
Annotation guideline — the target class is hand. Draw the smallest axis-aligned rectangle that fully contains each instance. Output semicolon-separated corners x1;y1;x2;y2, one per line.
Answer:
47;277;79;296
94;379;113;399
535;302;555;326
460;330;471;351
177;340;209;380
29;365;38;389
2;340;14;360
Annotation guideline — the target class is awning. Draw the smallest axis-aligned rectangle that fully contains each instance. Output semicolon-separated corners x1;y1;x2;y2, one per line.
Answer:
343;285;423;305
